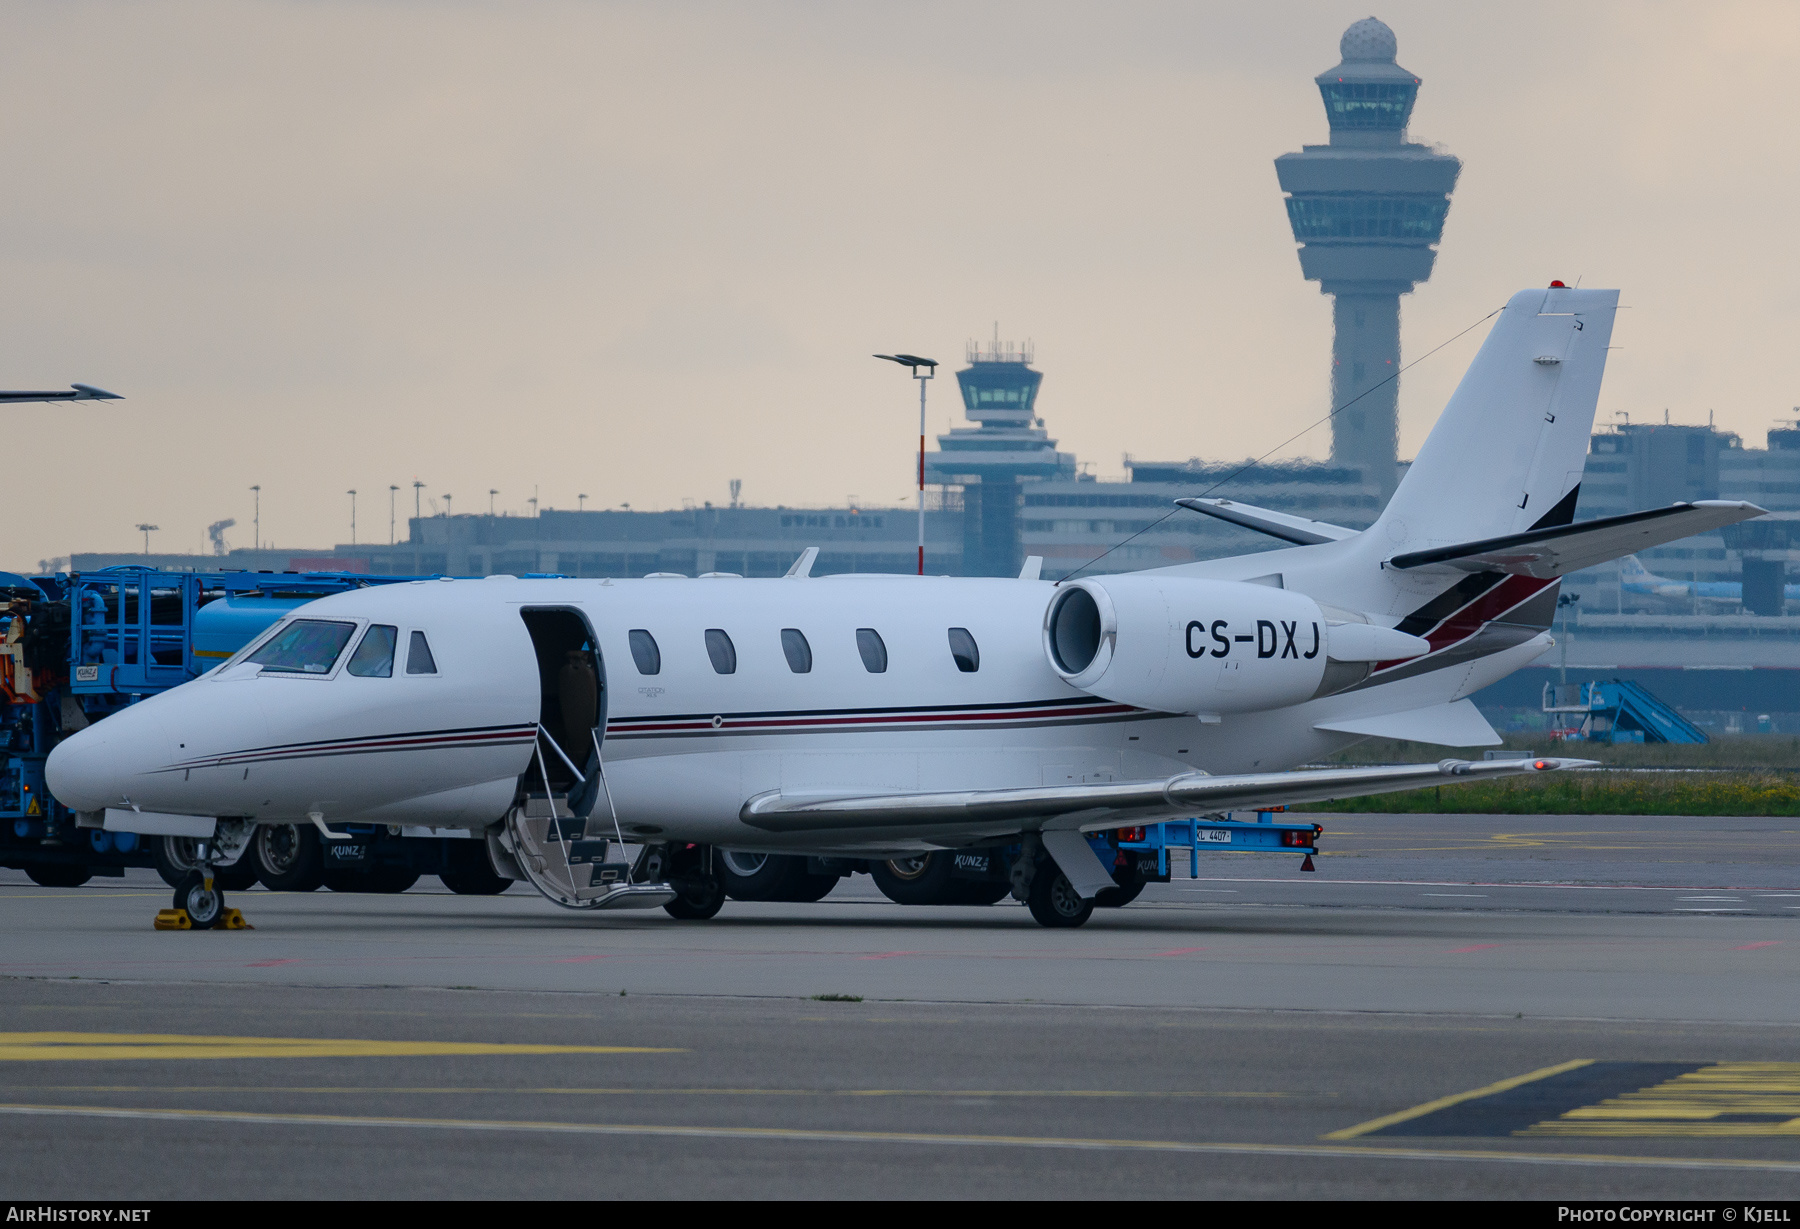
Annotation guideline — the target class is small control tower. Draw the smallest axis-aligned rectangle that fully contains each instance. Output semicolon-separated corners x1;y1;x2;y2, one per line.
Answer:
1275;17;1460;501
926;337;1074;576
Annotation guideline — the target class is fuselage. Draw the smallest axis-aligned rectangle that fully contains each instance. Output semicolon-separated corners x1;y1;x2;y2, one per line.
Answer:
45;566;1553;855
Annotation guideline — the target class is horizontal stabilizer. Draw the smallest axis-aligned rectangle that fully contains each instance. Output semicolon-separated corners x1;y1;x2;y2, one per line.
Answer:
740;757;1591;837
1174;497;1358;546
1388;501;1765;579
1312;699;1501;747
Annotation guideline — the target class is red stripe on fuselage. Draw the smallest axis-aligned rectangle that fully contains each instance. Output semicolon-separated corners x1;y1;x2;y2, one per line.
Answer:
1372;574;1554;673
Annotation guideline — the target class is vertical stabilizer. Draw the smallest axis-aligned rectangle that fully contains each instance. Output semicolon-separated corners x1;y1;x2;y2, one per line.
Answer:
1375;287;1618;553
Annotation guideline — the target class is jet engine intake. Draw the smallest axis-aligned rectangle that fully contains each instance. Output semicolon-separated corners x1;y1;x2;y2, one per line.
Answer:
1044;575;1426;715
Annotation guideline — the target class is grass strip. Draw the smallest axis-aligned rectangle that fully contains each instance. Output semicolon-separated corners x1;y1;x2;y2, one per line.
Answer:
1307;770;1800;816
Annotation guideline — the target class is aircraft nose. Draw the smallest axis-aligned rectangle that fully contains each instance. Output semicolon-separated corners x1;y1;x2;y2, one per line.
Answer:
45;706;173;814
45;725;121;813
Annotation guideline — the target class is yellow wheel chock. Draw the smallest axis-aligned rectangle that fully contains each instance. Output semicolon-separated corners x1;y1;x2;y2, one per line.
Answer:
153;908;253;931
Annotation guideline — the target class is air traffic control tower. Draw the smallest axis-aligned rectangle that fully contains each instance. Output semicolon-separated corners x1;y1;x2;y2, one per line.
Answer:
1275;17;1460;501
925;338;1075;577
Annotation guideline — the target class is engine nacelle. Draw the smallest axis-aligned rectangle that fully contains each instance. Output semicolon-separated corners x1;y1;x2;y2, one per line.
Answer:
1043;574;1427;716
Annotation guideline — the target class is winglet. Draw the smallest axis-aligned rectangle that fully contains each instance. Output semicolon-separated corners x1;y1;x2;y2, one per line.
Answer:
784;547;819;579
70;384;122;400
1018;556;1043;580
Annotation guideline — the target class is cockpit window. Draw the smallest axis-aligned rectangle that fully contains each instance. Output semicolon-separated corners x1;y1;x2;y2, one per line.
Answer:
347;624;398;677
247;620;356;675
406;630;438;675
628;629;661;675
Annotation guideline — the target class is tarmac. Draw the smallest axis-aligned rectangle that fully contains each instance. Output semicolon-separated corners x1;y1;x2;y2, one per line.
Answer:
2;811;1796;1200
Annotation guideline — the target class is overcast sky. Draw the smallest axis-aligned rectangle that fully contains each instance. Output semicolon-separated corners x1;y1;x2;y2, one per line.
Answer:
5;0;1798;566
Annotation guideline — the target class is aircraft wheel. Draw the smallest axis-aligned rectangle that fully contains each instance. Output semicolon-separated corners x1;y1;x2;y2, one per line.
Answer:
25;863;92;888
174;870;223;930
439;841;510;895
1027;867;1094;929
253;823;324;892
956;880;1013;906
870;853;960;905
1094;872;1146;908
719;851;813;902
776;872;841;903
365;868;420;894
663;873;727;920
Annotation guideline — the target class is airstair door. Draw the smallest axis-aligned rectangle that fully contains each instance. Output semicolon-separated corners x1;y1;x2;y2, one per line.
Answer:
503;607;672;911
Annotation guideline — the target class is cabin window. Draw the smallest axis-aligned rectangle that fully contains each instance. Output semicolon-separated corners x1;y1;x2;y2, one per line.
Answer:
947;627;979;673
780;628;812;673
628;629;661;675
248;619;356;675
406;630;438;675
855;628;887;673
705;628;737;675
346;624;398;677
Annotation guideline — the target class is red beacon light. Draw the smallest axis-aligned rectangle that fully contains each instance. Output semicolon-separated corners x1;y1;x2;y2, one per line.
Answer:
1549;280;1567;288
1533;759;1553;770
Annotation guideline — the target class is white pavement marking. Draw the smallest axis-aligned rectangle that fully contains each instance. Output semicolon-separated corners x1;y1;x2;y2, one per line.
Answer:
1;1103;1799;1174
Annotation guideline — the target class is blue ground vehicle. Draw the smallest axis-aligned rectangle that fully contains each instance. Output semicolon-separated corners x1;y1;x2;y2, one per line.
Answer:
0;566;508;890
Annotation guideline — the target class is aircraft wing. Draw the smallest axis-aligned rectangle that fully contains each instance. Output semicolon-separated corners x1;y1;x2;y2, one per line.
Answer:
739;756;1592;837
1388;501;1765;579
0;384;122;404
1174;497;1358;546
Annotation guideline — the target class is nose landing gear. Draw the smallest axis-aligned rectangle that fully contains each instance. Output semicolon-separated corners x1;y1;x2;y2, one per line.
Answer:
152;825;255;931
155;868;253;930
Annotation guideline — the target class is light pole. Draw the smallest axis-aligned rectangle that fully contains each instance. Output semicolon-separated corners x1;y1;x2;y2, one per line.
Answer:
412;481;424;523
489;489;498;516
136;523;158;555
578;493;587;512
250;485;261;550
389;485;399;544
874;353;938;576
443;493;452;517
347;489;357;545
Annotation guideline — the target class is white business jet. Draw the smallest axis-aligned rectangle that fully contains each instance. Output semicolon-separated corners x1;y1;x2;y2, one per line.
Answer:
46;287;1763;928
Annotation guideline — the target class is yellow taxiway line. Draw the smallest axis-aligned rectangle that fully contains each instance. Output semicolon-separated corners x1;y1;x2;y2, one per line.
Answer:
1324;1059;1593;1140
0;1032;679;1061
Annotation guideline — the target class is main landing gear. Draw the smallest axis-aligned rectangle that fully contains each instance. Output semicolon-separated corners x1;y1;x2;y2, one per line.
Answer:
1025;865;1094;929
661;844;726;920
